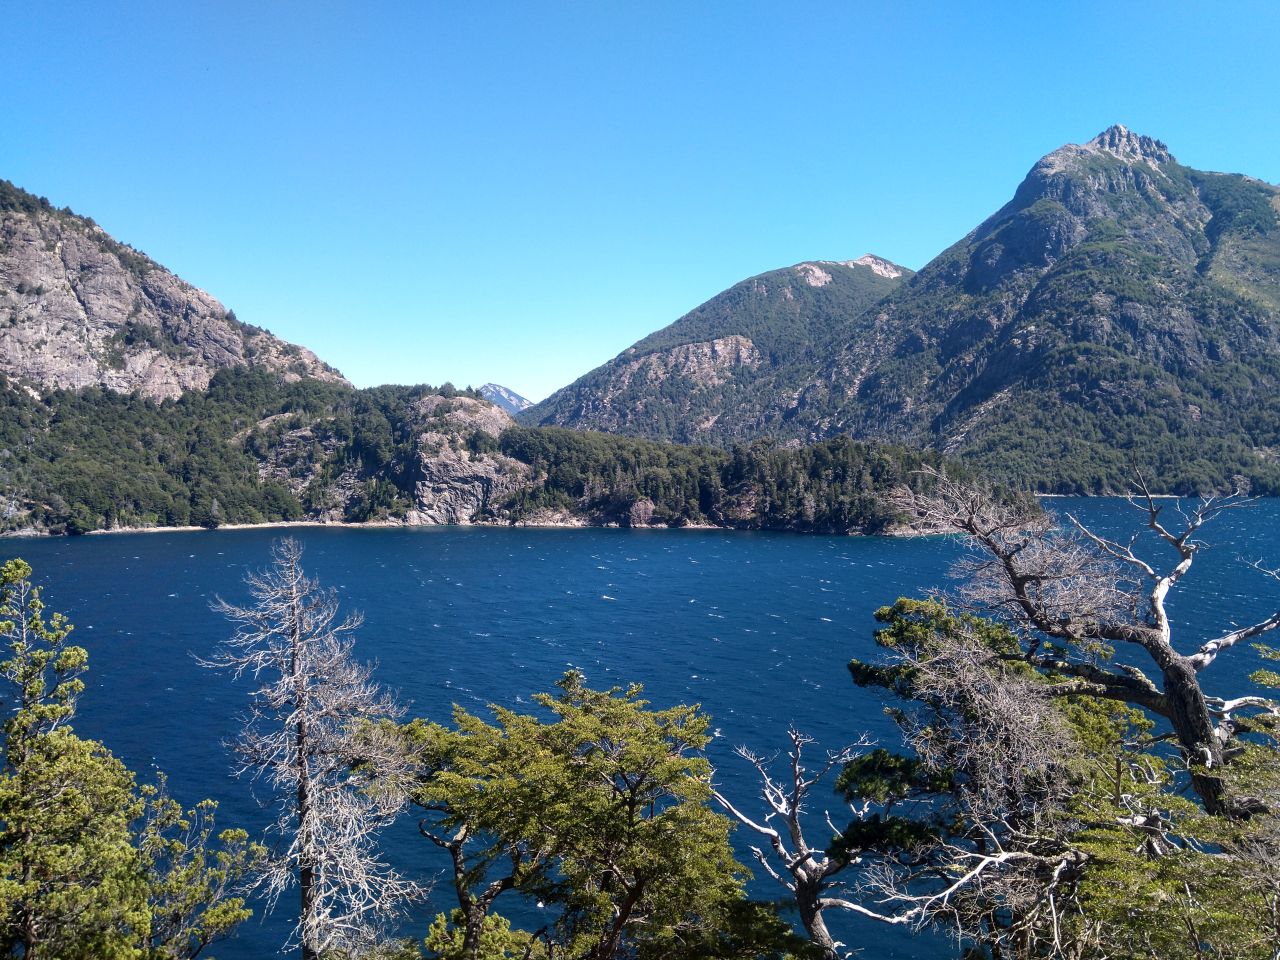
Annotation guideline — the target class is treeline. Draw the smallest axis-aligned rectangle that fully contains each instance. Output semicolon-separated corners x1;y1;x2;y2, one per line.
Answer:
1;370;996;537
493;426;996;533
0;370;479;534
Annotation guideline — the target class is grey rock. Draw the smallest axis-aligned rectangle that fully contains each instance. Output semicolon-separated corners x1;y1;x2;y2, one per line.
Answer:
0;184;346;398
479;383;533;414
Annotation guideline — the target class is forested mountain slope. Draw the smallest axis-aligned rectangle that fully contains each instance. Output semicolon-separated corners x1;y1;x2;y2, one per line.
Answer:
0;367;968;536
521;255;909;442
527;127;1280;494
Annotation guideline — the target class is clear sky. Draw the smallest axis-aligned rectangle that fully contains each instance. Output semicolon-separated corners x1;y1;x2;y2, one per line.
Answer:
4;2;1278;400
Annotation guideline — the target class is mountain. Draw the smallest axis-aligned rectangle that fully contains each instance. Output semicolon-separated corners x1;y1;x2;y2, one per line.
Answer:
0;179;345;399
520;255;910;442
0;178;960;537
524;127;1280;494
479;382;533;414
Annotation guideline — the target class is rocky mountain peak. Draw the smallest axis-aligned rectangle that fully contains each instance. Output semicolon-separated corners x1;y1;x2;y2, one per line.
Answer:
799;255;909;287
1032;125;1176;181
479;382;533;414
1086;124;1173;165
845;254;906;279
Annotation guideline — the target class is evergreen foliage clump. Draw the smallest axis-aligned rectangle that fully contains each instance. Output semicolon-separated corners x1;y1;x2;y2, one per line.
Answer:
0;558;260;958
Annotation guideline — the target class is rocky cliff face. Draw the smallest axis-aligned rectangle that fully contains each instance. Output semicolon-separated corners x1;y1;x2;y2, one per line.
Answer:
0;180;345;399
403;395;530;524
244;392;529;526
478;383;533;414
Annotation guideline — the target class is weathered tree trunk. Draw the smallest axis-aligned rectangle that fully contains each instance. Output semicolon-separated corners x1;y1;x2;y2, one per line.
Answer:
299;726;317;960
797;884;842;960
1161;656;1226;815
461;899;487;959
290;582;319;960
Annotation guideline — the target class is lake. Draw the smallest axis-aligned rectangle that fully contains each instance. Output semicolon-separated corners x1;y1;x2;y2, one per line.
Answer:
4;498;1277;958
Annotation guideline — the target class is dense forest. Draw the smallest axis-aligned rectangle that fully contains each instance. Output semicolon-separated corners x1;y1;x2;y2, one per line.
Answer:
0;369;464;533
0;370;989;537
491;426;992;532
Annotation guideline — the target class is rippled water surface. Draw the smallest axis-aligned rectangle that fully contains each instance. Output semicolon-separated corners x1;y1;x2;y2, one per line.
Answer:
7;499;1277;957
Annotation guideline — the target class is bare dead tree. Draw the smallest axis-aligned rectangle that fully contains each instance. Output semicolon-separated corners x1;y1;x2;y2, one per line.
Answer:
853;609;1089;954
713;730;892;959
894;614;1075;827
205;539;419;958
893;468;1280;816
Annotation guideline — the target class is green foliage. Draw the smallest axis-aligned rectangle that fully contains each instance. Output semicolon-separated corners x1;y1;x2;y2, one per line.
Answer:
498;427;981;533
424;911;544;960
630;261;905;360
0;369;472;533
845;596;1280;958
0;559;259;958
0;364;979;536
835;748;946;807
408;671;754;960
0;722;148;958
634;900;823;960
138;783;261;960
523;259;907;445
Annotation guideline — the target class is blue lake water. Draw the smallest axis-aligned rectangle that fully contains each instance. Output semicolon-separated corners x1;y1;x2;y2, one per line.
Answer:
4;498;1278;958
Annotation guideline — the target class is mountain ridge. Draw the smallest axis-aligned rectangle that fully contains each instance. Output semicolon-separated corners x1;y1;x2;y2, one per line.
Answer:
521;255;912;442
479;382;533;414
525;126;1280;493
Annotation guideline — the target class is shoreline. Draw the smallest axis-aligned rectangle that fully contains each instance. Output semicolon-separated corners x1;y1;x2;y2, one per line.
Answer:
1;488;1235;541
0;490;1224;541
0;517;901;540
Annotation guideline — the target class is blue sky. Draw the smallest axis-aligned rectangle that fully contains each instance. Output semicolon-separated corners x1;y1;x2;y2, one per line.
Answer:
5;2;1278;400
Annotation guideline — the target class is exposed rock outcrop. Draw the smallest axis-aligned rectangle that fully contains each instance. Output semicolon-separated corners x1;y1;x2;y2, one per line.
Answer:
244;393;531;527
403;396;529;524
479;382;533;414
0;180;346;399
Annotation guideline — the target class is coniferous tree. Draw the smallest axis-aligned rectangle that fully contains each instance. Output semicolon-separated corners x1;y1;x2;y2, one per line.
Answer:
0;559;259;959
408;671;755;960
